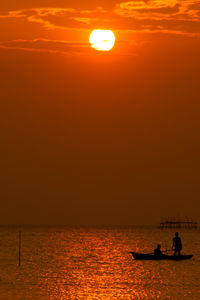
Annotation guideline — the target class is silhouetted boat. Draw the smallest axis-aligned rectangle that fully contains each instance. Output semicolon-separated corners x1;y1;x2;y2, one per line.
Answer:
130;252;193;260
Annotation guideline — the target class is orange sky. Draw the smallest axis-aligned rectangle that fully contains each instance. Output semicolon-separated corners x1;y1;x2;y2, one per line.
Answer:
0;0;200;225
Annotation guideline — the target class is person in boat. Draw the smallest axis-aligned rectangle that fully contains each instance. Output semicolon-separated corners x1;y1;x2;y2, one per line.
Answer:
154;244;163;256
172;232;182;256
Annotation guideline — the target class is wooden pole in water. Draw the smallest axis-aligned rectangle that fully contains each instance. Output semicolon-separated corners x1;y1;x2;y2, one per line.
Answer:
19;231;21;267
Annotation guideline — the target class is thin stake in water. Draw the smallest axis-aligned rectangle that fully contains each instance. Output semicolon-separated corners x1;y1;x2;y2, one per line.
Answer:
19;231;21;267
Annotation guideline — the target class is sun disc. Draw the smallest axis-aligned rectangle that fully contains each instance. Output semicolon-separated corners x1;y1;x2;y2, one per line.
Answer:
89;30;115;51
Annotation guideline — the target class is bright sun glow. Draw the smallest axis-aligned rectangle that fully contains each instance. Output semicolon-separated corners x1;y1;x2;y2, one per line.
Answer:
89;30;115;51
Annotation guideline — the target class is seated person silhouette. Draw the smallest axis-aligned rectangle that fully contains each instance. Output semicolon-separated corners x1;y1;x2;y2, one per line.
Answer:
154;244;163;256
172;232;182;256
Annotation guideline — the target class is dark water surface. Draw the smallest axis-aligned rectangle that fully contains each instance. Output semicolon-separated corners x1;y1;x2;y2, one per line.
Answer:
0;226;199;299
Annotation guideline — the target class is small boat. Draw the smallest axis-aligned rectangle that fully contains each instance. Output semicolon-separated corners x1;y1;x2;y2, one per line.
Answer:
130;252;193;261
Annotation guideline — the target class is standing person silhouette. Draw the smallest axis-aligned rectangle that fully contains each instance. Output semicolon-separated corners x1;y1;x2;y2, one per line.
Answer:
172;232;182;256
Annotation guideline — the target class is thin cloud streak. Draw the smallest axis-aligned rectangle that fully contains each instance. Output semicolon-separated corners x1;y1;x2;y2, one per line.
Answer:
0;38;90;55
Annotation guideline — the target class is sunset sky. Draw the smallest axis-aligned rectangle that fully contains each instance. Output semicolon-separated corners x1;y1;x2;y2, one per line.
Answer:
1;0;200;225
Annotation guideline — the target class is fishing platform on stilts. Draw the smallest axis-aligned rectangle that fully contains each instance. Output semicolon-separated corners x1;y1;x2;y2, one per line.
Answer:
159;217;198;229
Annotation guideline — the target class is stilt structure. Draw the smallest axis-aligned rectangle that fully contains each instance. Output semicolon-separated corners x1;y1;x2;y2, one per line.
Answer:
160;217;198;229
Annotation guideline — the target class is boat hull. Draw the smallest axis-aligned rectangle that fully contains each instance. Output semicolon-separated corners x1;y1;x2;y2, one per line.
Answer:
130;252;193;260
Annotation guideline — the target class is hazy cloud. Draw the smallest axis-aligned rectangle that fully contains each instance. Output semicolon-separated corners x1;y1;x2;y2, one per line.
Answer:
0;0;199;56
0;7;108;30
115;0;200;21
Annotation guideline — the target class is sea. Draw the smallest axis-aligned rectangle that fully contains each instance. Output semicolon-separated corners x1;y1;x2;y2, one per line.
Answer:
0;225;199;299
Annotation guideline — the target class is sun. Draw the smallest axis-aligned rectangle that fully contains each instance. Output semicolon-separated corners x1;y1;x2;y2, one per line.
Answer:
89;30;115;51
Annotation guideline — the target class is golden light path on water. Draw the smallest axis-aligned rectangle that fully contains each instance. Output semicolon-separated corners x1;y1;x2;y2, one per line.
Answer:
0;227;199;299
89;30;115;51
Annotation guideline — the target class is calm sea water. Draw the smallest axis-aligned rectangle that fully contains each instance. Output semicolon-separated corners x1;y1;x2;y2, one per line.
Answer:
0;226;199;299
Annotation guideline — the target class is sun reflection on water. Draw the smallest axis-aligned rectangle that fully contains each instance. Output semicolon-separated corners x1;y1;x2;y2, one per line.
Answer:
0;227;199;299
